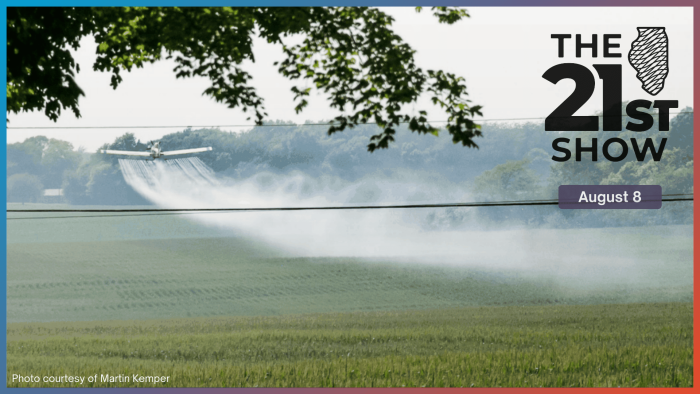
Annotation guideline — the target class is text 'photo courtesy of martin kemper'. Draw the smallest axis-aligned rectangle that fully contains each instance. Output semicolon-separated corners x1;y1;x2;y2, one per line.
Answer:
5;6;693;388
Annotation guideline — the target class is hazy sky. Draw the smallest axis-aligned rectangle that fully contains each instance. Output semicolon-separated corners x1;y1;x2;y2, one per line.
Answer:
7;7;693;151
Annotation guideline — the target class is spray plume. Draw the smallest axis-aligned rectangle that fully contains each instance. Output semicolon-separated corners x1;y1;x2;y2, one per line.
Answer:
118;157;690;292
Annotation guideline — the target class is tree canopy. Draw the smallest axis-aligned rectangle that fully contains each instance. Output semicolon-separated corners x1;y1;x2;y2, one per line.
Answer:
7;7;483;151
7;173;44;203
7;135;83;189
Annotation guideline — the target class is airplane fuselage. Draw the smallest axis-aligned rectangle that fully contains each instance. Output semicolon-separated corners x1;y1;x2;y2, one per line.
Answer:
149;143;163;159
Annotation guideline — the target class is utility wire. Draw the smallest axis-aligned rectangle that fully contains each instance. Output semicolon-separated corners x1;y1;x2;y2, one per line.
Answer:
7;193;693;212
7;195;693;221
7;111;693;130
8;199;563;213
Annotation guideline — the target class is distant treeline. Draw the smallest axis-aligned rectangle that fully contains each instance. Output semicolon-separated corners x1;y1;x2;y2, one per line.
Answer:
7;108;693;227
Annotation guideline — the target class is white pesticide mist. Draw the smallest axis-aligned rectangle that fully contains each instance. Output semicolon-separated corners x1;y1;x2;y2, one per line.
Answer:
119;158;468;260
118;158;692;290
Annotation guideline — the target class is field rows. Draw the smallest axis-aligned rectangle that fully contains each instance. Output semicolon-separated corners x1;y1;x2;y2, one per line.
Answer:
8;245;690;323
7;303;692;387
9;233;693;323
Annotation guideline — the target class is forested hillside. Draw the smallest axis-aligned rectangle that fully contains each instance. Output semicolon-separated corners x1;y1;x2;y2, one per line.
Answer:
7;108;692;227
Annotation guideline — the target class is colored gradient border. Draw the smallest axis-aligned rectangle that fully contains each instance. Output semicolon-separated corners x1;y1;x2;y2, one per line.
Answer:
0;1;696;392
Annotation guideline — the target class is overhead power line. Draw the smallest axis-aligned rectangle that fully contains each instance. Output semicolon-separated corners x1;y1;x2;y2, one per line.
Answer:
7;194;693;221
7;111;693;130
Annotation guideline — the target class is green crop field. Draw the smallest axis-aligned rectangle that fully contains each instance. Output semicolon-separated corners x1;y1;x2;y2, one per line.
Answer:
7;303;692;387
7;205;694;387
7;232;693;323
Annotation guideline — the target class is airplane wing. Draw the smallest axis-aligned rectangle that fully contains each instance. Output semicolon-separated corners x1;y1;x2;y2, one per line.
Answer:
100;149;152;157
160;147;213;156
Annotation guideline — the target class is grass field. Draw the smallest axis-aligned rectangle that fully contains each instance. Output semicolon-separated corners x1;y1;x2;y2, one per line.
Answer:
7;234;693;323
7;303;692;387
7;205;693;322
7;205;693;387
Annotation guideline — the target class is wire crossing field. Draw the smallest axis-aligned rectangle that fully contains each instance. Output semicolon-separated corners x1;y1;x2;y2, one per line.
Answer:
8;207;692;324
7;303;691;387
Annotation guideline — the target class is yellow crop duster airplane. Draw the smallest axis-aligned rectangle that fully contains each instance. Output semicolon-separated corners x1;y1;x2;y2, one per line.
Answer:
100;141;213;160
